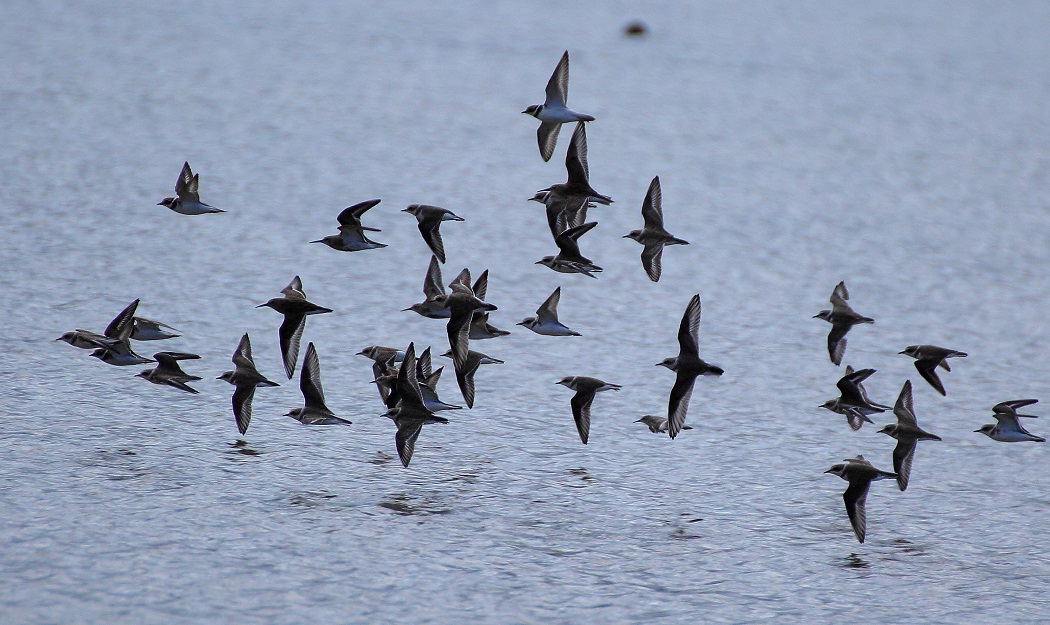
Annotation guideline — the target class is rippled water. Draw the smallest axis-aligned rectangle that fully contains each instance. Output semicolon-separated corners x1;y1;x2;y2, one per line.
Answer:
2;1;1049;623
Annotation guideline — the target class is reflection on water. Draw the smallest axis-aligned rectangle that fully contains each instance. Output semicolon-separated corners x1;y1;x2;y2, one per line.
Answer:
226;440;261;457
377;493;452;517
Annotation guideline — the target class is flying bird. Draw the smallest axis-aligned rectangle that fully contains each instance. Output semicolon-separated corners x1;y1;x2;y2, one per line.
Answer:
556;376;621;444
286;343;349;425
522;51;595;162
402;204;464;263
877;380;942;491
623;176;689;282
517;286;580;336
820;366;891;431
135;352;202;394
899;345;967;396
824;455;897;543
814;281;873;366
157;162;224;215
218;334;280;435
311;199;386;251
976;399;1045;442
657;294;724;439
257;276;333;379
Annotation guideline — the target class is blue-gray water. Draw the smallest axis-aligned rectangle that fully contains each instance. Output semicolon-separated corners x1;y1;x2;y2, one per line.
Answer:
2;1;1049;623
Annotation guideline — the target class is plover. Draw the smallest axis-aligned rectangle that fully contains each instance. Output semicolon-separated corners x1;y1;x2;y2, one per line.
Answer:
824;455;897;543
517;286;580;336
522;51;595;162
976;399;1045;442
623;176;689;282
218;334;280;435
444;271;497;376
814;281;873;366
257;276;333;379
402;204;464;263
877;380;942;491
311;199;386;251
556;376;621;444
286;342;350;425
657;294;724;439
899;345;967;396
530;191;593;241
158;162;224;215
135;352;202;394
820;366;891;431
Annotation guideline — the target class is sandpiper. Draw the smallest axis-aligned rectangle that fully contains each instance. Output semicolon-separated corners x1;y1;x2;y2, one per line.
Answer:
218;334;280;435
135;352;202;394
623;176;689;282
440;349;503;409
657;294;724;439
257;276;333;379
824;455;897;543
820;366;891;431
402;204;464;263
899;345;967;396
517;286;580;336
536;221;603;277
311;199;386;251
286;343;350;425
877;380;942;491
635;415;692;434
814;281;873;366
522;51;595;162
158;162;224;215
556;376;621;444
976;399;1045;442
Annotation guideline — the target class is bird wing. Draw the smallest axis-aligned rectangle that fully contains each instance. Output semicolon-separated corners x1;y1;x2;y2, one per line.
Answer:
843;480;871;543
570;390;595;444
826;323;849;366
640;243;664;283
281;276;307;301
536;287;562;324
233;333;254;368
456;364;477;409
915;360;946;396
395;419;425;468
544;50;569;107
892;440;916;492
667;370;698;440
422;255;446;300
300;342;327;408
537;121;562;163
893;380;917;426
677;294;701;358
232;385;255;435
279;313;307;379
339;198;382;225
564;122;590;187
472;270;489;302
175;162;200;202
105;299;141;340
640;176;664;229
420;221;447;264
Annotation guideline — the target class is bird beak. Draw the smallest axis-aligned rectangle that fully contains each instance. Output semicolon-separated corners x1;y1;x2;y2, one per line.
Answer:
156;201;164;206
255;304;267;308
401;208;411;213
823;468;835;474
309;239;323;243
521;109;529;114
516;321;526;326
634;418;644;423
534;260;543;265
811;314;821;318
898;350;907;355
973;428;982;433
401;307;413;312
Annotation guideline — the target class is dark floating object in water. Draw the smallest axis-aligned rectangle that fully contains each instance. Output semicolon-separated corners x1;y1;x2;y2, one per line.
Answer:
623;20;648;37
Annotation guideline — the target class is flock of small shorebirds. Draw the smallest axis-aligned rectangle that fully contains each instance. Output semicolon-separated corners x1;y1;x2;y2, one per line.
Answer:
56;52;1043;544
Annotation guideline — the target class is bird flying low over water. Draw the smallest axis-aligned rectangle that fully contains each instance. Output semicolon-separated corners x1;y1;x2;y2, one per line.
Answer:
440;349;503;409
536;221;603;277
468;270;510;340
130;317;180;341
814;281;873;366
635;415;692;434
623;176;689;282
218;333;279;435
518;287;580;336
976;399;1045;442
158;162;224;215
899;345;967;396
404;256;451;319
825;455;897;543
257;276;333;379
557;376;621;445
523;51;595;162
311;199;386;251
539;121;612;208
878;380;942;491
444;270;498;379
135;352;202;394
385;343;449;467
57;299;140;351
820;366;891;431
286;343;349;425
402;204;464;263
657;294;723;440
